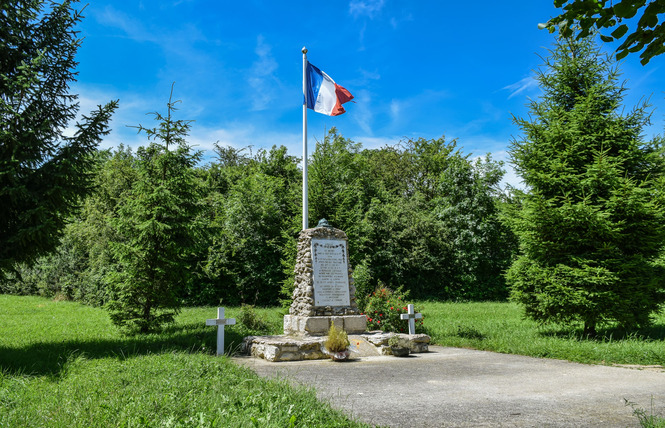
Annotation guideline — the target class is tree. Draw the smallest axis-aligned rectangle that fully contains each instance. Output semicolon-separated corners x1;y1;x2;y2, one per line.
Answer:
544;0;665;64
0;1;118;274
356;138;515;301
203;145;300;306
434;154;517;300
507;36;665;335
308;129;367;241
106;92;202;333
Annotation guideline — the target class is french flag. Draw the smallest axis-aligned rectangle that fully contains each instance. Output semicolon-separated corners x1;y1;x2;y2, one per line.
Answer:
305;62;354;116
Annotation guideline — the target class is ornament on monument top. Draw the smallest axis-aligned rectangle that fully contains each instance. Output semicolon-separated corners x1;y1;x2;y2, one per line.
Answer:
316;218;334;229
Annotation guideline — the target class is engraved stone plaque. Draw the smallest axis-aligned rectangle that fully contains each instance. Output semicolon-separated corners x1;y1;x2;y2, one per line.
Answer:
311;238;350;307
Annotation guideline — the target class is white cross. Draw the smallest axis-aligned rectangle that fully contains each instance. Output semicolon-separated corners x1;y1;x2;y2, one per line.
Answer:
205;307;236;356
400;304;422;335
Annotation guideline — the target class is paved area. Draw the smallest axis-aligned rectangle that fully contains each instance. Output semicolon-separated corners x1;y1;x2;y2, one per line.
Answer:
233;346;665;427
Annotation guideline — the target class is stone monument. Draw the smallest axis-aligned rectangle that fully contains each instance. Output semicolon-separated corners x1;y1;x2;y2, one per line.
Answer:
242;218;429;362
283;219;367;336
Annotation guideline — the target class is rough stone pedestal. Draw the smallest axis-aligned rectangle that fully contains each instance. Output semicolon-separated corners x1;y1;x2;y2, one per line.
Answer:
242;332;430;362
283;314;367;336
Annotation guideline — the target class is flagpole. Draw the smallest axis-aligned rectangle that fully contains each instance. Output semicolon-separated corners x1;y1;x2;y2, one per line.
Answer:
302;46;308;230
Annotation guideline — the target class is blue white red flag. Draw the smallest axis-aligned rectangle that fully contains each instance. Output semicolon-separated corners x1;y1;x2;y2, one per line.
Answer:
305;62;354;116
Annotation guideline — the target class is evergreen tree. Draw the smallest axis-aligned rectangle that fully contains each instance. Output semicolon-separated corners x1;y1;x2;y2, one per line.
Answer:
106;92;202;333
0;0;117;274
507;37;665;335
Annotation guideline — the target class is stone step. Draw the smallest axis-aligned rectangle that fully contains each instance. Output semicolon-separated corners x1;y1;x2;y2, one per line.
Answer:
242;331;430;362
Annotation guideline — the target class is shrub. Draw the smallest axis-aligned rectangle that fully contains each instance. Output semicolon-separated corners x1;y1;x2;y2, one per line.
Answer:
237;304;270;332
324;322;349;353
363;286;424;333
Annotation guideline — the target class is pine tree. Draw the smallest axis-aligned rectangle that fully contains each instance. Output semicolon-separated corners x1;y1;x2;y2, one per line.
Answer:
106;90;202;333
0;1;117;273
507;36;665;336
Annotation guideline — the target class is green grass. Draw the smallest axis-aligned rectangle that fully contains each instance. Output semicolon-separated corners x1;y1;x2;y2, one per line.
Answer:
418;300;665;366
0;295;371;427
3;295;664;427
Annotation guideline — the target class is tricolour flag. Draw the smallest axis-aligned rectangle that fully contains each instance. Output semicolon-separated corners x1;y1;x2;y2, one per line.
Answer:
305;62;354;116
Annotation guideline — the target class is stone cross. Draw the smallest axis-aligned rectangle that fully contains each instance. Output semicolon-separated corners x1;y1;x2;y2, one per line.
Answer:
400;304;422;335
205;307;236;356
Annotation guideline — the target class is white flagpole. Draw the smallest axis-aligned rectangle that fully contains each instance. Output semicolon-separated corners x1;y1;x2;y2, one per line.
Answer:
302;47;308;230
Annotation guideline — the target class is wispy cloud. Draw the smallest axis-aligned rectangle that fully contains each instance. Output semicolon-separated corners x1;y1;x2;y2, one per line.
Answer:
389;13;413;29
630;65;659;90
96;6;152;42
349;0;386;19
188;124;299;153
352;89;374;135
382;89;450;130
503;76;539;99
94;6;207;58
389;99;400;122
347;68;380;89
248;35;279;111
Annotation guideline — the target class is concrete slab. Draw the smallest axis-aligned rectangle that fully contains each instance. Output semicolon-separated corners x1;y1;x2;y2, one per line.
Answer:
233;346;665;427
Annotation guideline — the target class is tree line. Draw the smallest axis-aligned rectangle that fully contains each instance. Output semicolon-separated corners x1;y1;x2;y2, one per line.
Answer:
0;112;516;328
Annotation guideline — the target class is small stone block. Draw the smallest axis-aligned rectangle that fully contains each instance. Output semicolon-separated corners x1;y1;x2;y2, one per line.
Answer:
343;315;367;333
304;317;330;335
303;350;326;360
279;352;301;361
330;316;345;330
263;345;280;362
379;345;392;355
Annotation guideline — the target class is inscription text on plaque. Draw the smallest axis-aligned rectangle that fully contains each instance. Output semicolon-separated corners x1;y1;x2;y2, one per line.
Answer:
311;238;350;307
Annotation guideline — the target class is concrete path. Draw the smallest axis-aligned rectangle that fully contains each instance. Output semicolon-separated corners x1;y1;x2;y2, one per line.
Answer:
233;346;665;427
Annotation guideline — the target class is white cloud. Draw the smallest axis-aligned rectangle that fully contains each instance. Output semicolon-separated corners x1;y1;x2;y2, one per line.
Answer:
389;12;413;29
349;68;380;86
349;0;386;19
503;76;539;99
94;6;207;59
67;80;302;166
351;89;374;135
630;65;659;90
96;6;157;43
248;35;279;111
389;99;400;121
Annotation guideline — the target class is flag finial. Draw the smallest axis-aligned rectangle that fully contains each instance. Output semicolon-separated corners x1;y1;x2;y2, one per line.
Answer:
302;46;308;54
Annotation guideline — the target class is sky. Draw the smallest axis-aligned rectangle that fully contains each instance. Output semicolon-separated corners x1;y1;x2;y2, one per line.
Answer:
71;0;665;188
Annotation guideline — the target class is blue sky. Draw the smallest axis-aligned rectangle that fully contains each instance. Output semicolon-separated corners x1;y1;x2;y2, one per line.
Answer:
72;1;665;188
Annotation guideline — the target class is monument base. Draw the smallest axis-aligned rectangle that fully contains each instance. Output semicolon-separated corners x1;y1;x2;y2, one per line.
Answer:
283;315;367;336
242;332;430;362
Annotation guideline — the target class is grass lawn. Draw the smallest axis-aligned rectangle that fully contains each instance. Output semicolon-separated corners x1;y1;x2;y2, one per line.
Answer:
2;295;664;426
0;295;371;427
418;300;665;366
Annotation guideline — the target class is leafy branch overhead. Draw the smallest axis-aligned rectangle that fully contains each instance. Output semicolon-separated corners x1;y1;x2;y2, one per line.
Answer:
544;0;665;64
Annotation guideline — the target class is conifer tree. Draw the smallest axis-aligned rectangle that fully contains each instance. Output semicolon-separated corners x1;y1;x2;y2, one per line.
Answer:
0;0;117;274
507;36;665;336
106;91;201;333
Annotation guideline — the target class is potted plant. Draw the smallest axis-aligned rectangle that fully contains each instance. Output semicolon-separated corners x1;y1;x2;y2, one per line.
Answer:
324;322;350;361
388;335;410;357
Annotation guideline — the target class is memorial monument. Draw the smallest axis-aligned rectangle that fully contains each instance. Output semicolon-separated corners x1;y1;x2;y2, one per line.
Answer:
242;219;429;362
283;219;367;335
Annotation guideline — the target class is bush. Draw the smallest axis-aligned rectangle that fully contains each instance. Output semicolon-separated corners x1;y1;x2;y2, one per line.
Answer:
237;304;270;333
324;322;349;353
352;260;373;311
363;286;424;333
